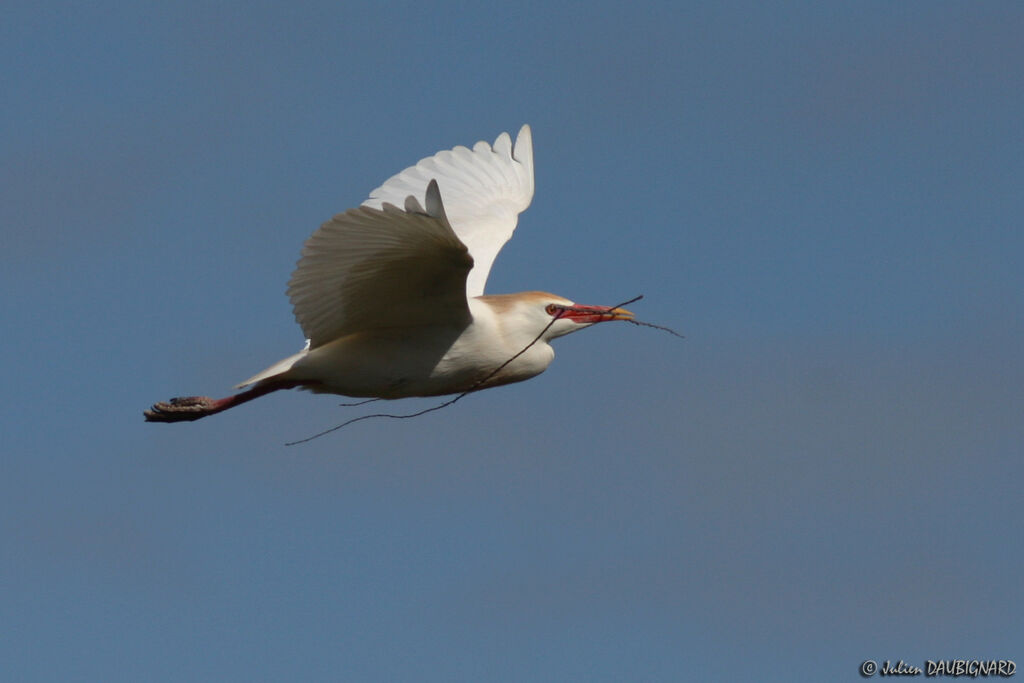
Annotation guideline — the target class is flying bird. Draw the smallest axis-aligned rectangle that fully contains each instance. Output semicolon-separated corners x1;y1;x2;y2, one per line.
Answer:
145;125;634;423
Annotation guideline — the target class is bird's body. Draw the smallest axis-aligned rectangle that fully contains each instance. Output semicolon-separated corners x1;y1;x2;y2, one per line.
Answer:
259;294;558;399
145;126;633;423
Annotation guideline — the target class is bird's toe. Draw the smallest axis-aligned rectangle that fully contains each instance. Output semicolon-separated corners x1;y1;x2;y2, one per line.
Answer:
144;396;216;422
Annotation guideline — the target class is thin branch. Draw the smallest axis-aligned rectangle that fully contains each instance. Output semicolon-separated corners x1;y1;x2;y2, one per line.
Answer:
285;311;563;446
285;294;681;446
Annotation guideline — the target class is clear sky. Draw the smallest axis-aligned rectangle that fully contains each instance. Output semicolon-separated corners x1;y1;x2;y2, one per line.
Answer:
3;2;1022;680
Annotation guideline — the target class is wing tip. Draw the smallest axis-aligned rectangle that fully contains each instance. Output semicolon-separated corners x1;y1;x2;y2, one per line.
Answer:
513;125;533;164
512;124;534;195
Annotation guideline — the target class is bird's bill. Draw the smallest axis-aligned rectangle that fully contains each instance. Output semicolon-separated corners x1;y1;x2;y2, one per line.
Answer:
558;304;635;325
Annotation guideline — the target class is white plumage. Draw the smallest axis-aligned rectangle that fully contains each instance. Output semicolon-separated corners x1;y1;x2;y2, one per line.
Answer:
145;126;633;422
364;126;533;299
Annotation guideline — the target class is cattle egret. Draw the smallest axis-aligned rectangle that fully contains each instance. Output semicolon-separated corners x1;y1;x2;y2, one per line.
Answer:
145;126;634;423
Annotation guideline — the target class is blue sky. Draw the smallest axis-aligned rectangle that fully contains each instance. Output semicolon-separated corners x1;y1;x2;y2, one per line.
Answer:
3;2;1022;680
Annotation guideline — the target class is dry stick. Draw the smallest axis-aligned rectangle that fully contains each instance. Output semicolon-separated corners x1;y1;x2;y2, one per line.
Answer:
337;398;383;407
625;318;685;338
284;295;676;446
285;314;561;446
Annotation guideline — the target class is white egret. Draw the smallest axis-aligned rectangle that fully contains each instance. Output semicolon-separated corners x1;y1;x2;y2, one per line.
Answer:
145;126;633;423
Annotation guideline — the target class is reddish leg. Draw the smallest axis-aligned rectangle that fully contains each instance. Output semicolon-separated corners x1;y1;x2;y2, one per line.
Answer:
144;380;302;423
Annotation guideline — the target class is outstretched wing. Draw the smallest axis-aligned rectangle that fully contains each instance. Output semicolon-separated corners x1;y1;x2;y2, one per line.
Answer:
363;125;534;297
287;181;473;348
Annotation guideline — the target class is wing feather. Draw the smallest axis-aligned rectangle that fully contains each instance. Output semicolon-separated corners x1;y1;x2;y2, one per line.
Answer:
288;181;473;347
363;125;534;296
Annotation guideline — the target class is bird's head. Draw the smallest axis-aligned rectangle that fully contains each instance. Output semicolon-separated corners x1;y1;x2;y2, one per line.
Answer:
540;296;636;339
480;291;635;343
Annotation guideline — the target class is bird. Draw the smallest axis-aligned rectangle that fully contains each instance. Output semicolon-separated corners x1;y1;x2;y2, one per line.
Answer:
144;125;634;423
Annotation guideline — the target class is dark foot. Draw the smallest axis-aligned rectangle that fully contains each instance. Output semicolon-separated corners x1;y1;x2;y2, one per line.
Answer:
144;396;222;422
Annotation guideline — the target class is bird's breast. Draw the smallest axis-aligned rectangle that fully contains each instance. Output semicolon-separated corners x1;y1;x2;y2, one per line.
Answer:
433;326;556;392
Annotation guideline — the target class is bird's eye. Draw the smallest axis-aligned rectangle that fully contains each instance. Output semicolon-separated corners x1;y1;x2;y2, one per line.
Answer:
545;304;561;316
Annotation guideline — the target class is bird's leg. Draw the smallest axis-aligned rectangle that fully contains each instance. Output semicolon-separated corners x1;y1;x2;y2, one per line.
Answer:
144;380;301;423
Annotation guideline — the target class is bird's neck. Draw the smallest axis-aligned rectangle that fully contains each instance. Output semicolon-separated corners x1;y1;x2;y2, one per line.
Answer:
467;296;552;353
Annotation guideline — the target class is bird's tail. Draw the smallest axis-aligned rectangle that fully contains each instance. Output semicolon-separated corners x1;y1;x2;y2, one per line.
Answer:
234;340;310;389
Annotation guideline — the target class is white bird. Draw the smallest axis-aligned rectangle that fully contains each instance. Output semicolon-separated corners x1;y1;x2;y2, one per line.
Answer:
145;126;634;423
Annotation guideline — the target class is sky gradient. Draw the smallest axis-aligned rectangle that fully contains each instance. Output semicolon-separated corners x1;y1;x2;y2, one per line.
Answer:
3;2;1022;680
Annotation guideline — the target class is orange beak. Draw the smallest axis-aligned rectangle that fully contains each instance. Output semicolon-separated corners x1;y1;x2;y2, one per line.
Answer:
558;304;635;324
